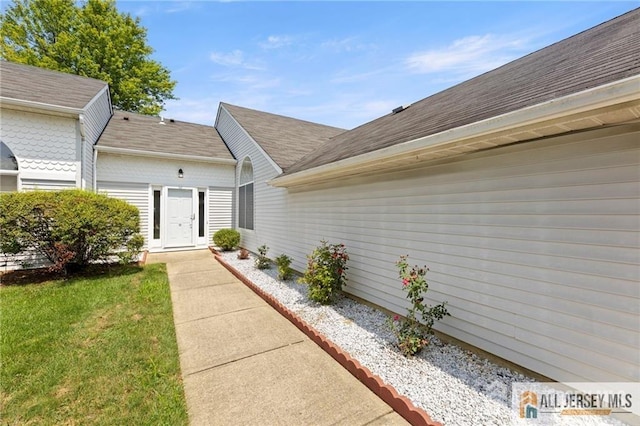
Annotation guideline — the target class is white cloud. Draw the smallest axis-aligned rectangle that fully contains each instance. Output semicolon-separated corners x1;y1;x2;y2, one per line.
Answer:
209;50;245;67
165;2;194;14
210;73;281;90
259;35;294;49
131;6;150;17
209;50;265;70
406;33;530;76
321;37;375;53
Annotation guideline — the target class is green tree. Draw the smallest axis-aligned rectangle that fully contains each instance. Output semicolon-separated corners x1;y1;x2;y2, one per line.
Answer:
0;0;176;115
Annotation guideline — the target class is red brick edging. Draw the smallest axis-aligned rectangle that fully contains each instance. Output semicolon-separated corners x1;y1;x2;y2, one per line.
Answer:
212;250;442;426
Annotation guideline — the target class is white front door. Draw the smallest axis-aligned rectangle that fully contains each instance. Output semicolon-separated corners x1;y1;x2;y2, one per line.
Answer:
166;188;194;247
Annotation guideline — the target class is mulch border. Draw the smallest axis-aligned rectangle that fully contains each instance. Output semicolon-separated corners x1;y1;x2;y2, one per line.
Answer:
210;247;442;426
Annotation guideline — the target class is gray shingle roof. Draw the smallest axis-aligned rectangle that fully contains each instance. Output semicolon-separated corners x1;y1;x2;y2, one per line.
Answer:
98;110;234;160
0;60;108;110
220;103;346;170
285;8;640;175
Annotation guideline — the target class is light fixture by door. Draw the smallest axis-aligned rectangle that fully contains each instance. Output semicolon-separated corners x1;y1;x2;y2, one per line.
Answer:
178;168;184;178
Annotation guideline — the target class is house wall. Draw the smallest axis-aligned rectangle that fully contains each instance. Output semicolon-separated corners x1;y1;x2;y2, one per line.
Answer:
96;153;235;249
81;88;112;190
220;115;639;384
215;106;285;250
0;109;79;190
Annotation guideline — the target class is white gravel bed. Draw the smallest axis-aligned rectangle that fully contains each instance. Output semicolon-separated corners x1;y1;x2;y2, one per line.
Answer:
220;251;628;426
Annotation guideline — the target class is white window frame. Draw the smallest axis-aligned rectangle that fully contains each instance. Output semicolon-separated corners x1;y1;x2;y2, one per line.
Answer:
238;157;254;230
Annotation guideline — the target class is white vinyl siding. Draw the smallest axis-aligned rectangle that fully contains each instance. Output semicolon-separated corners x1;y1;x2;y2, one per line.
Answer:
82;89;112;146
220;114;639;384
96;153;235;250
96;153;235;188
20;179;76;191
81;88;112;190
96;181;150;249
209;188;233;235
216;106;281;248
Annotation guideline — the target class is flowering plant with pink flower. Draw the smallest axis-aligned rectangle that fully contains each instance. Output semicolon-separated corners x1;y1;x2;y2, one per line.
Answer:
387;255;449;356
299;240;349;304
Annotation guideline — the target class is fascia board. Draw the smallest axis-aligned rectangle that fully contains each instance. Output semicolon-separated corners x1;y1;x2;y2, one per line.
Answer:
94;145;237;165
0;96;83;117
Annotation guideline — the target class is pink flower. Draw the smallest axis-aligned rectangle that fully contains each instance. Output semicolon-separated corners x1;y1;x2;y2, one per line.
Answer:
393;315;399;321
402;278;410;287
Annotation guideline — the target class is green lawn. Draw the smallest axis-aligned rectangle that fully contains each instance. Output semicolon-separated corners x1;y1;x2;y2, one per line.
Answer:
0;264;188;425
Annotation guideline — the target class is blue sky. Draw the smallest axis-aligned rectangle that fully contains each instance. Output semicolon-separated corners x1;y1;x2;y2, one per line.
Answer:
116;1;637;129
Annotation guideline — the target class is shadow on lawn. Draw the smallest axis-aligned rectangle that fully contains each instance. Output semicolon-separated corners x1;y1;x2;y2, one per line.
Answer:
0;263;143;286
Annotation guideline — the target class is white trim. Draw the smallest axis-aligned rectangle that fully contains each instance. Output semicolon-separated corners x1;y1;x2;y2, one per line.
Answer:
19;170;76;181
219;104;283;174
270;75;640;187
93;148;98;191
0;97;83;116
149;186;163;249
197;187;208;246
75;119;83;188
94;144;237;165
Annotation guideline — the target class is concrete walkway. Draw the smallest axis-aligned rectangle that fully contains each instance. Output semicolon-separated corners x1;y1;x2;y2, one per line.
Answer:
147;249;409;426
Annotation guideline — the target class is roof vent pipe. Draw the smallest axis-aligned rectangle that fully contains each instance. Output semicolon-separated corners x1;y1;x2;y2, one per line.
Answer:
392;106;405;114
159;116;166;125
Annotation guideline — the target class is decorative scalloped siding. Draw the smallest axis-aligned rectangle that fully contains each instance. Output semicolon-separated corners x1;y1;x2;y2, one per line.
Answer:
0;109;78;176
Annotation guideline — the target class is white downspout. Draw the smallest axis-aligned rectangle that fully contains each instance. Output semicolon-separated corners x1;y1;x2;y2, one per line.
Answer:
93;147;98;192
78;114;86;189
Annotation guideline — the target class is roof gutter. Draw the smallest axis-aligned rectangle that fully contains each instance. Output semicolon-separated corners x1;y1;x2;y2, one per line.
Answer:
0;96;84;117
94;145;237;165
270;75;640;188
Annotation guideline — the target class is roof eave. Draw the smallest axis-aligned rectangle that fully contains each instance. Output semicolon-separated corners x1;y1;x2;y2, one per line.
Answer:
95;145;237;165
0;96;84;117
269;75;640;188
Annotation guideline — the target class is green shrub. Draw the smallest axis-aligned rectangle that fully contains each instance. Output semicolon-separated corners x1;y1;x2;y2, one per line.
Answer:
275;254;293;281
299;241;348;305
119;233;145;264
212;228;240;251
255;244;271;270
0;189;143;273
387;255;450;356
